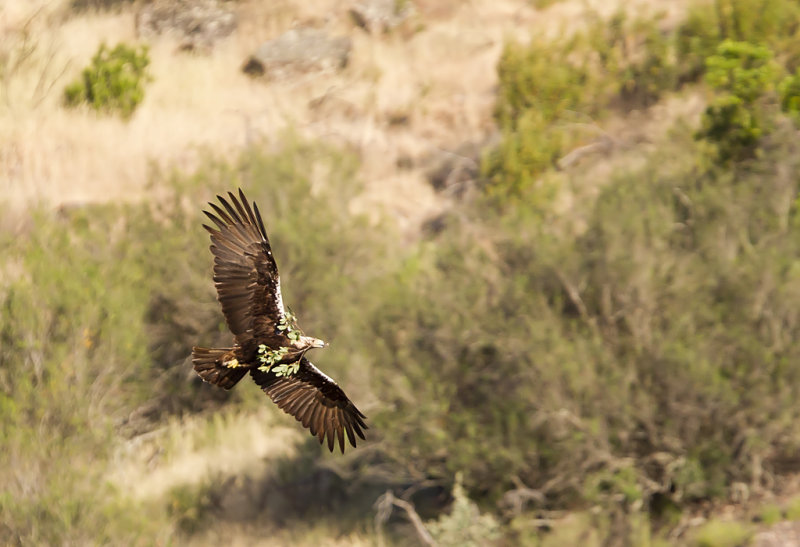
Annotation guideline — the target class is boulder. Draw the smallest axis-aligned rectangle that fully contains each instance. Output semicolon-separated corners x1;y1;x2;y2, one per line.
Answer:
425;141;484;198
349;0;415;34
243;29;351;79
135;0;237;51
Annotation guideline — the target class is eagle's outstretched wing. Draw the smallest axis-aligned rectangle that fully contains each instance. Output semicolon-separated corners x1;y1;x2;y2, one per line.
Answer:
250;357;367;453
202;189;286;349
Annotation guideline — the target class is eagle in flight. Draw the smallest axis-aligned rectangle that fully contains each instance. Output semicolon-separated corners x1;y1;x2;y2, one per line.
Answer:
191;189;366;452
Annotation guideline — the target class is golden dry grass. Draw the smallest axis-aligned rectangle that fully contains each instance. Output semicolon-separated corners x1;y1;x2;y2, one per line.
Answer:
190;524;376;547
110;406;301;500
1;0;685;226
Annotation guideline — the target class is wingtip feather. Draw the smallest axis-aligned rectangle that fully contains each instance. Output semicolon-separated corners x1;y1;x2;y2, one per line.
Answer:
337;424;345;453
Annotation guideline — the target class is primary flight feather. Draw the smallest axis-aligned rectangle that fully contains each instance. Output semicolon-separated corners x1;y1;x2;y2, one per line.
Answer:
191;189;367;453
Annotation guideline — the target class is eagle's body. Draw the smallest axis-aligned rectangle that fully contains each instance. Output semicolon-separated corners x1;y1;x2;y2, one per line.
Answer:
191;190;366;452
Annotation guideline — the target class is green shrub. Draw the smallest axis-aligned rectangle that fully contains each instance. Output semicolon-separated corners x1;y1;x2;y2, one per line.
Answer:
64;42;150;118
166;482;215;534
697;40;779;162
677;0;800;82
585;11;677;108
786;496;800;520
698;93;764;162
426;474;501;547
484;38;595;200
759;503;783;526
486;11;677;201
691;520;753;547
704;40;777;102
493;37;593;131
779;69;800;122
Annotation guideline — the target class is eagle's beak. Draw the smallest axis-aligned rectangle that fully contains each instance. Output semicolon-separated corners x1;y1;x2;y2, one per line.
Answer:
316;339;328;349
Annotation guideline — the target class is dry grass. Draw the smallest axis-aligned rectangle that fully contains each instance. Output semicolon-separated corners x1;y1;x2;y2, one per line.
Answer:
0;0;688;228
110;406;301;500
190;523;376;547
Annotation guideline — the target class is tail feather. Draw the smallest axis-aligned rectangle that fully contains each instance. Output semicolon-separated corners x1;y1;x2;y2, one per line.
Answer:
191;347;249;390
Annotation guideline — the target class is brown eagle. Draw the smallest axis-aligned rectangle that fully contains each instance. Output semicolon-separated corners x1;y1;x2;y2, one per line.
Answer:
191;189;366;452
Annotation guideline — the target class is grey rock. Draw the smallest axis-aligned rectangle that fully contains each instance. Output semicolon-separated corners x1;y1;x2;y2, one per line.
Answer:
243;28;351;79
426;141;484;198
350;0;415;33
135;0;237;52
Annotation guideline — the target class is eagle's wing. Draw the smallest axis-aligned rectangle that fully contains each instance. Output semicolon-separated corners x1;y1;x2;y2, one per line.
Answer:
250;357;367;453
202;189;286;348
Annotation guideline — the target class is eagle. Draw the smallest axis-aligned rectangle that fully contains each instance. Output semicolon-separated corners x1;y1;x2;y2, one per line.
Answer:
191;189;366;453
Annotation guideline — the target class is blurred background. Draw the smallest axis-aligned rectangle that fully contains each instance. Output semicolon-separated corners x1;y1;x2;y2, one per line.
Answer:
4;0;800;544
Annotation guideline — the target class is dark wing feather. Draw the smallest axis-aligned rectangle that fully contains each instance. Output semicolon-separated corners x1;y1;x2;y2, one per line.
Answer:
202;189;285;348
250;357;367;453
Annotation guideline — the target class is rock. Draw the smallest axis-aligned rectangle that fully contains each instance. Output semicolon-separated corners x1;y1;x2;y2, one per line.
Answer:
349;0;415;34
243;29;351;79
425;141;484;198
135;0;237;52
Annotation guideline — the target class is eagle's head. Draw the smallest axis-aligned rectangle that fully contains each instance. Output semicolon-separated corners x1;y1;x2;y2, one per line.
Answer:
295;335;327;350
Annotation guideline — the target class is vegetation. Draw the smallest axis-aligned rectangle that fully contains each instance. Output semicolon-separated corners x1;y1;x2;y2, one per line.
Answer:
425;474;501;546
8;0;800;544
487;0;800;199
779;68;800;122
63;42;151;118
676;0;800;79
485;11;675;200
0;140;378;543
691;520;753;547
697;40;778;162
69;0;135;11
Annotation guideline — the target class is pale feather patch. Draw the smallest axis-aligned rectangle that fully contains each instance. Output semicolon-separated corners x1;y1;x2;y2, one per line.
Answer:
274;275;286;319
305;360;337;386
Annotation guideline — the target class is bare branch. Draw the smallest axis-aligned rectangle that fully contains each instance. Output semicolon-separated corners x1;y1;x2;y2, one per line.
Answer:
375;489;436;546
557;137;614;169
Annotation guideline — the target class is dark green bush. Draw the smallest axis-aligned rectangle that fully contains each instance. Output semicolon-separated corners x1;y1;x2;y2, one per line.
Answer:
64;42;151;118
698;93;764;162
696;40;779;162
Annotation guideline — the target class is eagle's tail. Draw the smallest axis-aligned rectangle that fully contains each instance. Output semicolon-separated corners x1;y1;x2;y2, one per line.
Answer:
191;347;249;390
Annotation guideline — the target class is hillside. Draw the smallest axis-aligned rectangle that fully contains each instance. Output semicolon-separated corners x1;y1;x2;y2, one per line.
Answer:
1;0;683;228
6;0;800;545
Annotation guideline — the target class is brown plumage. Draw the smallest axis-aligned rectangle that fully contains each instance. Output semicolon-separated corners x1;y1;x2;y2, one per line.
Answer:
191;189;366;453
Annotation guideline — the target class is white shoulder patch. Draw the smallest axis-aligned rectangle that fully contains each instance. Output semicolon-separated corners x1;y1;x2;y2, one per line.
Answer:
306;360;337;386
275;276;286;319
